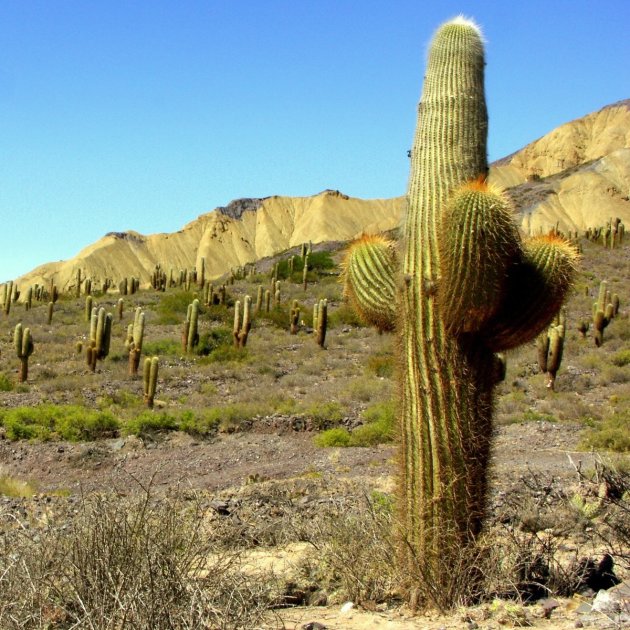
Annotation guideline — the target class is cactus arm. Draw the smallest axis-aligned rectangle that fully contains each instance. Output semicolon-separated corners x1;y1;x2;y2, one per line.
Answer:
342;234;397;332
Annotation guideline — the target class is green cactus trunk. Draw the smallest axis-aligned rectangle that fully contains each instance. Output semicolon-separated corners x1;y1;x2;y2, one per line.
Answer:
397;19;576;603
399;20;494;595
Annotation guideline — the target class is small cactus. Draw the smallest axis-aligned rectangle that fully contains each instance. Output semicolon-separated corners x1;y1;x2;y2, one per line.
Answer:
290;299;300;334
47;301;54;325
302;255;309;291
85;296;93;322
14;323;34;383
316;298;327;348
143;356;159;408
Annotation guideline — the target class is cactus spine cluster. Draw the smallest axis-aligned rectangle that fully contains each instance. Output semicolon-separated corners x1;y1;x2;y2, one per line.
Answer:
143;356;159;408
343;18;577;600
14;323;34;383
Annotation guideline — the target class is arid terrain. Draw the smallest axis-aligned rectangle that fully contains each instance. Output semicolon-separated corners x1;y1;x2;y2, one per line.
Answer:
0;229;629;628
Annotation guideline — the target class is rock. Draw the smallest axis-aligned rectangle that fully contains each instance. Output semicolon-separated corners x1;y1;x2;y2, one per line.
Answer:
592;581;630;614
209;500;230;515
301;623;327;630
340;601;354;613
540;597;560;619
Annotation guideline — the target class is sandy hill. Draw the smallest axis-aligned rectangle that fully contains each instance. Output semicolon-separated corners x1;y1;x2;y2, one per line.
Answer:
489;99;630;233
13;99;630;292
17;191;404;292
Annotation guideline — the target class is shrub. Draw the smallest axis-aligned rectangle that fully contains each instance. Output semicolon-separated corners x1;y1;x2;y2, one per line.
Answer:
156;290;197;324
305;401;345;429
0;405;120;441
367;353;395;378
143;338;182;356
611;349;630;367
314;427;352;447
0;373;13;392
580;410;630;452
0;473;36;498
123;411;180;437
351;401;395;446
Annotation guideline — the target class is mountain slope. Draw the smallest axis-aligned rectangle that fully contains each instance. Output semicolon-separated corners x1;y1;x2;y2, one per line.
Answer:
18;191;404;291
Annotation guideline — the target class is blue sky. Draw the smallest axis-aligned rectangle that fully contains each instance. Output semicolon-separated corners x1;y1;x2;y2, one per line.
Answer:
1;1;628;281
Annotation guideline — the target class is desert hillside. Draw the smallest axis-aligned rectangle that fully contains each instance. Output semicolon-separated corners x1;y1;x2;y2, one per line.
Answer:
16;191;404;293
489;99;630;233
13;99;630;292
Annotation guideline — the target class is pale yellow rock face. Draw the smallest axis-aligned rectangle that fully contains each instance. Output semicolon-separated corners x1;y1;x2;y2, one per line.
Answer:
490;101;630;233
17;191;404;292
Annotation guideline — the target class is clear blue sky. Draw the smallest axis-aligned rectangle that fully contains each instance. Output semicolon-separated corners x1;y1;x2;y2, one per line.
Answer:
1;0;628;281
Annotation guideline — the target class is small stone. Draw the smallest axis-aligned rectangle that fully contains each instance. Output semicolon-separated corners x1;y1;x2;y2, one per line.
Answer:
540;598;560;619
302;623;327;630
574;621;583;628
340;601;354;613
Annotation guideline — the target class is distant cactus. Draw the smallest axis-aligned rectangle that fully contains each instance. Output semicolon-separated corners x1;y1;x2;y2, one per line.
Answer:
290;299;300;334
255;286;264;313
47;301;54;325
3;281;13;315
127;307;145;375
316;298;327;348
143;356;159;408
577;319;589;338
76;269;82;298
199;257;205;288
302;255;309;291
25;287;33;311
233;295;252;348
87;307;113;372
182;299;200;353
117;298;124;321
14;323;34;382
264;289;271;313
538;311;566;390
85;296;93;322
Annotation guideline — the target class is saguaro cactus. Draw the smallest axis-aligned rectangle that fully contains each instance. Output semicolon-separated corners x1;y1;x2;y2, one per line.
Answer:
233;295;252;348
537;311;566;390
87;307;113;372
14;323;34;382
343;18;577;603
182;299;200;353
143;356;159;408
126;307;145;375
290;299;300;334
316;298;327;348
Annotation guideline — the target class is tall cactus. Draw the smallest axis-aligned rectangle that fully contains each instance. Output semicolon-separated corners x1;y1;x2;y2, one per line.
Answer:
14;323;34;383
233;295;252;348
87;307;113;372
182;299;200;353
344;18;577;603
126;307;145;375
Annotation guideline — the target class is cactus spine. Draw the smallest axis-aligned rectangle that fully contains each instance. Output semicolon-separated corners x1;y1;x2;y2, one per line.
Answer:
14;323;34;382
340;19;578;601
143;356;159;408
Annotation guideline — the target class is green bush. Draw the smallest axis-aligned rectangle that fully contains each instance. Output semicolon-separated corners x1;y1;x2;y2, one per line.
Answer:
0;373;14;392
123;412;180;437
580;410;630;452
306;401;346;429
367;353;395;378
351;401;395;446
314;427;352;447
156;291;197;324
0;405;120;441
143;338;182;356
611;349;630;367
